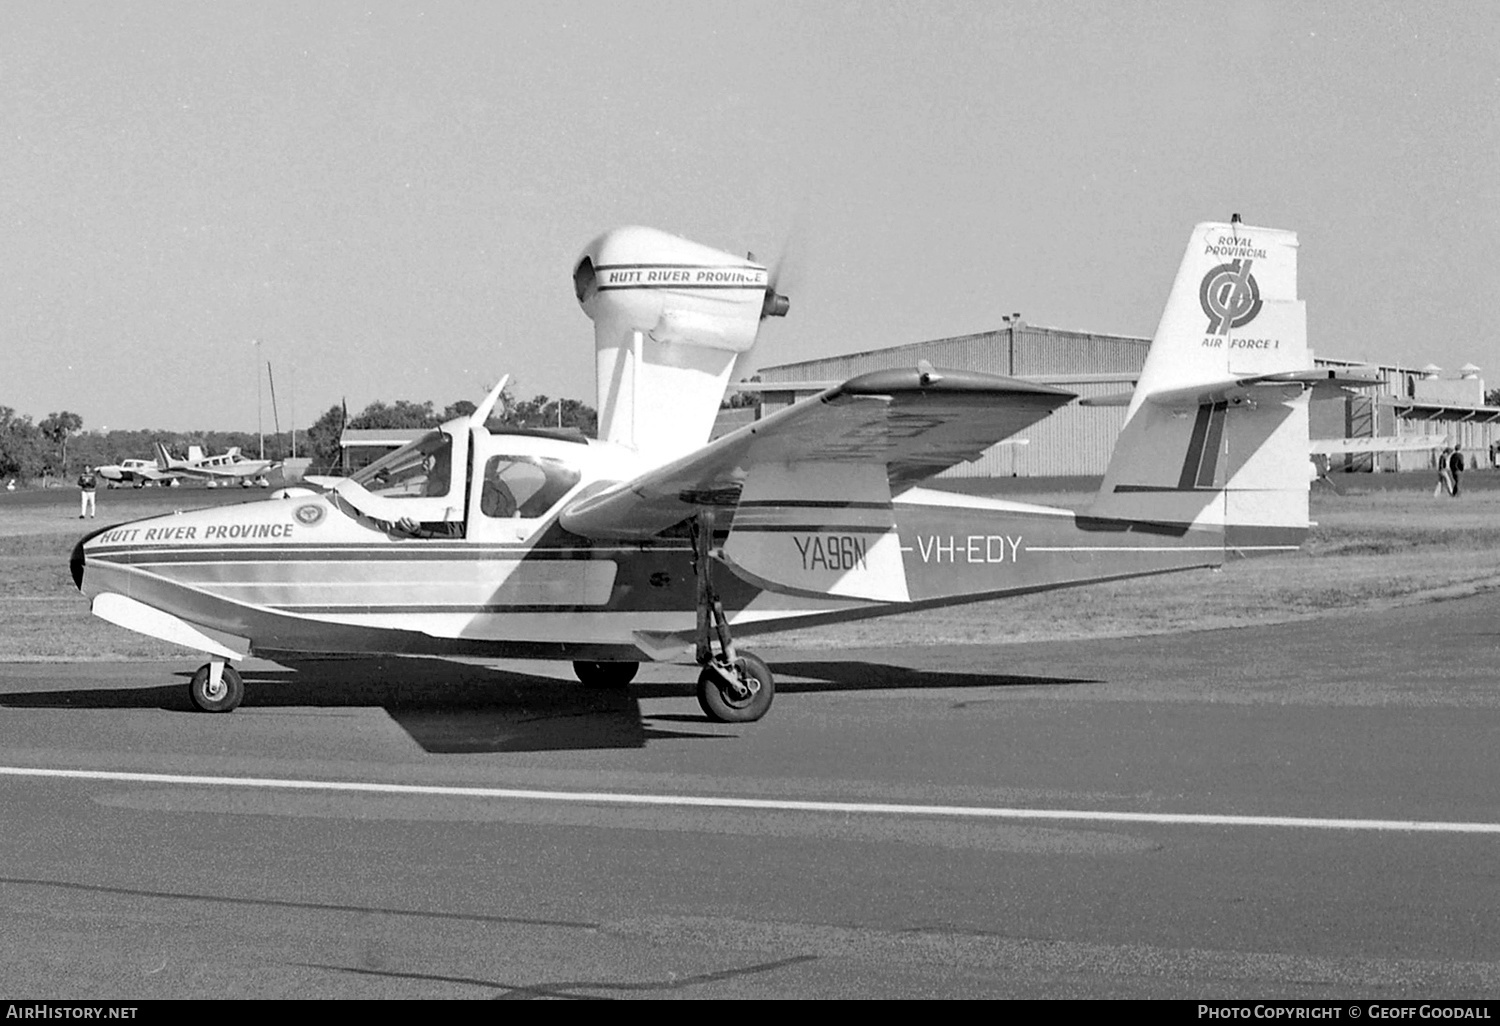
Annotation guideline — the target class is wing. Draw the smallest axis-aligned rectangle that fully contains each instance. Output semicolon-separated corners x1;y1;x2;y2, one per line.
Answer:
561;365;1074;541
167;465;240;480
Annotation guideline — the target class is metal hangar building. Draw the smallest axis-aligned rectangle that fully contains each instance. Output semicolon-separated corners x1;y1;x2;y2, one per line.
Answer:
748;320;1500;479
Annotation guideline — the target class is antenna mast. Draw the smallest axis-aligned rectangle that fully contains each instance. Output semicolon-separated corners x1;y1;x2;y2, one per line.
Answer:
267;361;282;456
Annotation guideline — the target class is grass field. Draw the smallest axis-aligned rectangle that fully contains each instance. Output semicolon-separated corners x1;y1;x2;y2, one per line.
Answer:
3;482;1498;661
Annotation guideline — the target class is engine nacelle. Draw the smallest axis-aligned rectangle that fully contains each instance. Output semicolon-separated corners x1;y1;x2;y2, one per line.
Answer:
575;226;781;464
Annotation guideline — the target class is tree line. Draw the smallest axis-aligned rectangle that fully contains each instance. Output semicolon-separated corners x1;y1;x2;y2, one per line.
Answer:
0;390;601;484
2;380;774;484
304;390;600;472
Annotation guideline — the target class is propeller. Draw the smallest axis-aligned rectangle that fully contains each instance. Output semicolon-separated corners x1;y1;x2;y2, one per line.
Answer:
760;283;790;320
735;223;805;384
758;209;806;321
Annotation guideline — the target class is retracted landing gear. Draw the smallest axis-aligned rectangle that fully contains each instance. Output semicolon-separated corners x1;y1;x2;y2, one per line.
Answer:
691;512;774;723
189;660;244;713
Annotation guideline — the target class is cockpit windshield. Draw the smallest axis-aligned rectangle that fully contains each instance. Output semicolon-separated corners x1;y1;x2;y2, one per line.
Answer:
349;430;454;500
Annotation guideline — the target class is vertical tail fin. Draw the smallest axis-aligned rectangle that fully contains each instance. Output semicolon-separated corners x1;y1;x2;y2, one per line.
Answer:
1090;221;1311;550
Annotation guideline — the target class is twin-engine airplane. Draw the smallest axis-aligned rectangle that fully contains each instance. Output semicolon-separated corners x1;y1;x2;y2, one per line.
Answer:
72;219;1376;721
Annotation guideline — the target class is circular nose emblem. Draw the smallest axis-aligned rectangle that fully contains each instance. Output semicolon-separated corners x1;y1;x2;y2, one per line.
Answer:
294;503;325;526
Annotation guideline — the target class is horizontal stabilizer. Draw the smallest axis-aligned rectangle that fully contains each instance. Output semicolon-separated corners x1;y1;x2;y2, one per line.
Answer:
1310;435;1450;455
1144;366;1383;408
1085;366;1384;410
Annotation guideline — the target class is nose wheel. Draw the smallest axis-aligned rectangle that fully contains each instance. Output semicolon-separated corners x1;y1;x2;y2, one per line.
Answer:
692;511;775;723
189;661;244;713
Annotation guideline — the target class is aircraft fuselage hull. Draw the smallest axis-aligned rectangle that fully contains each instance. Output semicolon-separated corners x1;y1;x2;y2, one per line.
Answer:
74;490;1304;663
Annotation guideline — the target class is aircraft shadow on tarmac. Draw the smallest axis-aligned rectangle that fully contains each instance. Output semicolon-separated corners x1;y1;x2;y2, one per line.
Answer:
0;657;1095;754
640;661;1096;723
772;660;1097;694
0;657;709;754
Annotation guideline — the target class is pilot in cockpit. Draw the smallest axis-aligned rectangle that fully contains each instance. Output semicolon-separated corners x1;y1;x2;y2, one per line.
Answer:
481;476;518;518
421;450;450;497
393;438;460;536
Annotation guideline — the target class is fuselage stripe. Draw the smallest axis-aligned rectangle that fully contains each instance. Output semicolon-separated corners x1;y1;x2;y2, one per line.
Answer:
270;604;614;614
87;546;687;566
1024;545;1288;552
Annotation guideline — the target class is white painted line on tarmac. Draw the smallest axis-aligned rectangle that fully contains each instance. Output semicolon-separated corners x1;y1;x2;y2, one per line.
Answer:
3;765;1499;834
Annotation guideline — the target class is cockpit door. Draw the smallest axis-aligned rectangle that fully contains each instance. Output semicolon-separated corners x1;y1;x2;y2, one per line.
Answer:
464;431;585;544
336;425;470;533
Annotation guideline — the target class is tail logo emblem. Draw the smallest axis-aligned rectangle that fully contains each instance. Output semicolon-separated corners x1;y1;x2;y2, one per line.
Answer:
1199;259;1263;335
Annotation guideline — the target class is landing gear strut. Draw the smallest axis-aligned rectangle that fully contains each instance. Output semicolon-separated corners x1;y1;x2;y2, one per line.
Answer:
189;660;244;713
691;511;774;723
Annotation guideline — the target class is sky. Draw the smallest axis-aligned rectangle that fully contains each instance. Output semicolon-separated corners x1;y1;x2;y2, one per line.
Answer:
3;1;1497;433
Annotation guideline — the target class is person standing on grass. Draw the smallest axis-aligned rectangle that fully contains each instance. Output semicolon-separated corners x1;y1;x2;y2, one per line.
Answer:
1437;446;1454;497
1449;445;1465;498
77;466;97;518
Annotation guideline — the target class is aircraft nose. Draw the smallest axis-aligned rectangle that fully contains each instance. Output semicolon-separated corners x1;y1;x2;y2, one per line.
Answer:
70;535;86;591
71;522;116;592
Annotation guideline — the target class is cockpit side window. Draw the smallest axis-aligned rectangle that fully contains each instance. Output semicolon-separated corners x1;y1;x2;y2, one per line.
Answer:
480;455;580;519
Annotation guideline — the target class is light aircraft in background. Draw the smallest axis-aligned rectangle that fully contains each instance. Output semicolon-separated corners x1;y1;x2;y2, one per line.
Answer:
153;443;274;487
72;217;1377;721
95;458;180;488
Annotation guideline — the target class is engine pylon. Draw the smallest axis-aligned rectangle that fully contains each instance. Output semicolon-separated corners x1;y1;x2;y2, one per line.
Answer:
574;227;785;464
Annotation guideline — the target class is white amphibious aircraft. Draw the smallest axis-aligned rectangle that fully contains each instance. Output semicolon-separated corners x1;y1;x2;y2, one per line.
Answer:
72;219;1375;721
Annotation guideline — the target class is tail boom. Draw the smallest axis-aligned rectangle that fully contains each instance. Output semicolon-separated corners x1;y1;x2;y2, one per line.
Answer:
720;489;1244;612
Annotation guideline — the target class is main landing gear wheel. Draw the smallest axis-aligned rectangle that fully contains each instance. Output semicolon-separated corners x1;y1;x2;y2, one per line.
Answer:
689;509;776;724
696;652;775;724
189;662;244;713
573;660;639;689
